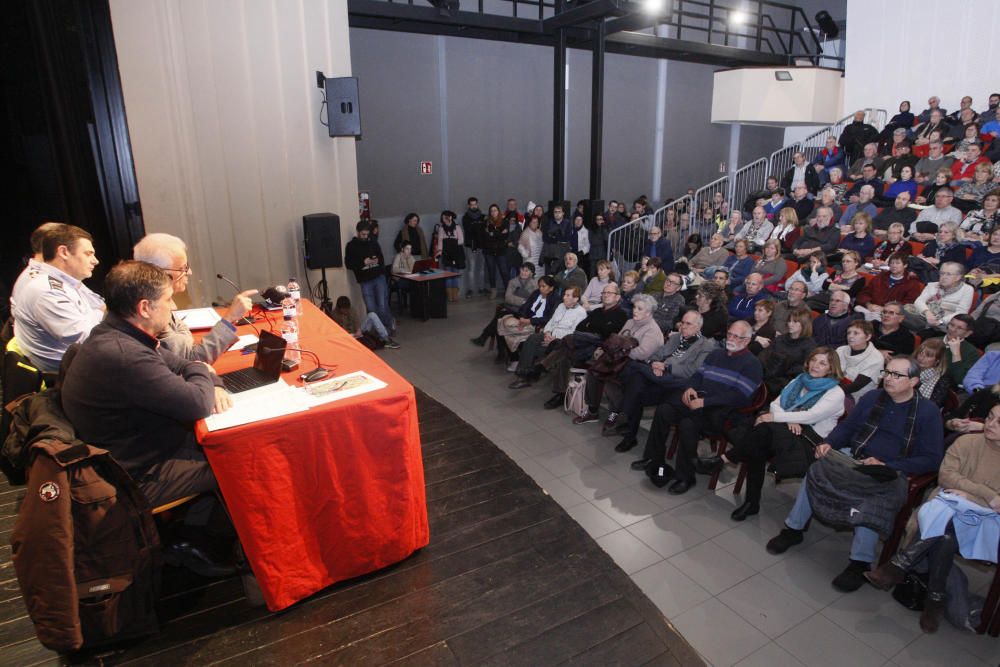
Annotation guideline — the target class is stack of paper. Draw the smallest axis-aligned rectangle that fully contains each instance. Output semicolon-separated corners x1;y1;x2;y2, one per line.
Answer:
175;308;222;330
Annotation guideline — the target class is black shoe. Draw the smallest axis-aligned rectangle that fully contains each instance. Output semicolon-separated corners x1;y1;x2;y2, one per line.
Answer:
667;478;695;495
694;455;724;475
508;378;532;389
730;500;760;522
832;560;871;593
543;393;565;410
164;541;237;578
614;437;638;453
766;526;805;554
601;412;621;436
630;457;653;471
470;335;487;347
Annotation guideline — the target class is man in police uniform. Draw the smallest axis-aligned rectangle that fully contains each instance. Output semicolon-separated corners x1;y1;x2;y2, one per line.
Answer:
133;233;256;363
11;224;104;372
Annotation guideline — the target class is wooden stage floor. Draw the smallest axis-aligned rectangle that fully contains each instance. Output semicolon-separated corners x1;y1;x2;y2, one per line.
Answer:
0;390;702;666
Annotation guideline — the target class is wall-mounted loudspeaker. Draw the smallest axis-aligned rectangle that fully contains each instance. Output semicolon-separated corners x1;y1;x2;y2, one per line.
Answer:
323;77;362;137
303;213;343;269
814;11;839;39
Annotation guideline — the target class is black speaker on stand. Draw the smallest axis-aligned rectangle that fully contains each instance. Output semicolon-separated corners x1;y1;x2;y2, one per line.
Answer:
303;212;343;316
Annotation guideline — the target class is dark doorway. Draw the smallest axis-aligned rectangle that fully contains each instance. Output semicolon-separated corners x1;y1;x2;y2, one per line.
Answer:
0;0;143;316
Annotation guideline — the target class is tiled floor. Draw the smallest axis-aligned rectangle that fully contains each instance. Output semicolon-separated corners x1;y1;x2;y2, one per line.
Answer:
381;296;1000;667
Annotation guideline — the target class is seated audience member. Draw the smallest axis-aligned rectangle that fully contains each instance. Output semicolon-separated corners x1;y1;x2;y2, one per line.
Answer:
914;108;949;144
553;252;588;295
699;347;845;521
133;233;255;363
881;165;919;206
632;320;763;494
751;240;789;289
61;261;235;574
948;96;979;124
10;222;62;309
762;188;788;220
915;139;955;177
508;286;586;388
728;273;767;321
785;251;828;297
809;251;866;312
969;227;1000;272
614;310;717;452
953;162;996;214
825;168;848;201
792;206;840;261
950;142;989;186
883;127;911;158
541;283;628;408
963;348;1000;395
866;405;1000;633
765;356;944;592
689;233;728;273
960;188;1000;242
913;189;962;240
712;268;730;291
394;213;429;256
870;224;913;269
901;262;974;333
941;314;982;391
769;207;802;255
968;291;1000;348
638;256;666;294
12;224;104;372
841;185;879;229
813;135;847;175
881;140;919;182
807;187;843;225
813;290;860;348
848;142;885;179
787;184;814;221
846;165;884;204
719;210;746;245
747;300;776;355
470;262;538;348
581;259;615;311
332;296;399;349
910;223;966;283
873;301;917;358
836;320;885;401
619;270;641;317
773;280;807;333
838;213;876;259
496;275;559;361
781;150;821;194
725;239;756;290
917;167;954;206
517;216;544;274
652;273;686;334
760;307;818;397
694;282;729;341
734;207;774;252
573;293;665;430
643;226;674;272
680;234;702;265
392;240;416;275
983;93;1000;125
856;253;923;314
912;338;953;405
873;192;917;239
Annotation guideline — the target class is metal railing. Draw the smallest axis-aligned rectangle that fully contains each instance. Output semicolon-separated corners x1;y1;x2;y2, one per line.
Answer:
606;216;648;275
728;157;769;218
766;143;800;189
691;175;729;245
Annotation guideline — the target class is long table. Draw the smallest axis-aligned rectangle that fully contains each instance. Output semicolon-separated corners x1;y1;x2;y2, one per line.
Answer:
194;301;429;611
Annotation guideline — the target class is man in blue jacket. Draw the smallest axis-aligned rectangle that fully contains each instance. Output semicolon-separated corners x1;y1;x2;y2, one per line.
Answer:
766;356;944;593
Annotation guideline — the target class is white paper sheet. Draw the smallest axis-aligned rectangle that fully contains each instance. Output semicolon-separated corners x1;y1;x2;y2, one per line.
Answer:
300;371;388;407
175;307;222;330
204;380;309;432
227;334;259;351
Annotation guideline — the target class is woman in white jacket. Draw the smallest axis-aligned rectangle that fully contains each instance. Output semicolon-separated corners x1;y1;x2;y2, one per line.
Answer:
509;286;587;388
836;320;885;401
518;216;544;277
784;251;828;296
699;347;846;521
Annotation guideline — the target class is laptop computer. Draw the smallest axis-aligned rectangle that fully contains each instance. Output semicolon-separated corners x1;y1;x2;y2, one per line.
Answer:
220;329;287;394
411;258;437;273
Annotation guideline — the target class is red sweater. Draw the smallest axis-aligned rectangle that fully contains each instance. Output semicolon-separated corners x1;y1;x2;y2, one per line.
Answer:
856;271;924;307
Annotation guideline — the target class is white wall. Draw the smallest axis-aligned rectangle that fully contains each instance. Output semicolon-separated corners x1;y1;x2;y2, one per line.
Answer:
844;0;1000;118
109;0;360;308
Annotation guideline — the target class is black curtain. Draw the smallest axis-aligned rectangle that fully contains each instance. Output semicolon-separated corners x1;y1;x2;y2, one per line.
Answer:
0;0;143;316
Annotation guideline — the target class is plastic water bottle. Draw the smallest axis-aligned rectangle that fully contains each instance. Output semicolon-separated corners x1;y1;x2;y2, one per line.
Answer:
287;277;302;316
281;296;301;364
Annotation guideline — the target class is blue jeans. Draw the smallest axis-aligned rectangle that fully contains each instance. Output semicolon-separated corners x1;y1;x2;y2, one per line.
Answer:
785;462;881;563
484;255;508;289
360;275;393;332
443;264;461;288
463;248;484;294
361;312;389;340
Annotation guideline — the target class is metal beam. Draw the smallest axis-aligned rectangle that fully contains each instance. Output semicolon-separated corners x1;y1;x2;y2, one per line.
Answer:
542;0;627;32
348;0;542;35
589;18;605;200
553;26;566;202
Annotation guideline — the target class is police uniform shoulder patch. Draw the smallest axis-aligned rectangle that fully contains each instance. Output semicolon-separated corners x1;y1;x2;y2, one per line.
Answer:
39;481;60;502
47;276;64;290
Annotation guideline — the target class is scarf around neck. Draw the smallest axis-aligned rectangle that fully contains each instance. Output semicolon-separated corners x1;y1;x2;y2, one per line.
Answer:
780;372;838;412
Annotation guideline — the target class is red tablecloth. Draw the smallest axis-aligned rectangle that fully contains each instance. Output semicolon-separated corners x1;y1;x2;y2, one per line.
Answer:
194;302;429;611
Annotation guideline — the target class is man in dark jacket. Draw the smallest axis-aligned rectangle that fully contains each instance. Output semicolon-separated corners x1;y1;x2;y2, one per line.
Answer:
62;261;233;575
766;356;944;593
345;220;393;332
813;290;862;347
839;110;881;164
461;197;487;297
781;151;821;195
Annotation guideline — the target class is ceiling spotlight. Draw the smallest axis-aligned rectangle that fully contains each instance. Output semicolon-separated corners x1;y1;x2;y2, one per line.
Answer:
642;0;666;14
729;10;748;25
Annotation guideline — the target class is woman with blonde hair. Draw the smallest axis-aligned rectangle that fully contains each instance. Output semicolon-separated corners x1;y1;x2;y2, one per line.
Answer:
752;239;789;289
914;338;952;406
581;260;616;310
769;207;801;255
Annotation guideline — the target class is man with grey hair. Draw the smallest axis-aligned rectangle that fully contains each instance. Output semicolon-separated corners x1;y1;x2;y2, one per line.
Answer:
902;262;974;333
916;96;946;124
841;185;879;230
848;142;885;180
133;233;257;363
911;188;961;242
792;205;840;259
915;139;954;176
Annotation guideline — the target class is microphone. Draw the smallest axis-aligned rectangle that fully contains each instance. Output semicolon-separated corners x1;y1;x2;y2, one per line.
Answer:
216;273;242;293
216;272;260;331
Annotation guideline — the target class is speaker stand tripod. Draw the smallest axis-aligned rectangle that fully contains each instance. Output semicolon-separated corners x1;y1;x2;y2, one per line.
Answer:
316;267;334;317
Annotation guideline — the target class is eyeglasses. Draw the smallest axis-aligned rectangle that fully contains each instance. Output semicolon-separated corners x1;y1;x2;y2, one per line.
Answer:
880;370;909;380
164;264;191;275
601;290;619;296
726;332;751;340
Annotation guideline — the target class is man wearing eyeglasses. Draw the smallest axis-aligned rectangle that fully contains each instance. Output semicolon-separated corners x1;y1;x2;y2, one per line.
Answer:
633;320;762;495
766;356;944;593
134;233;257;363
901;262;974;334
872;301;916;361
